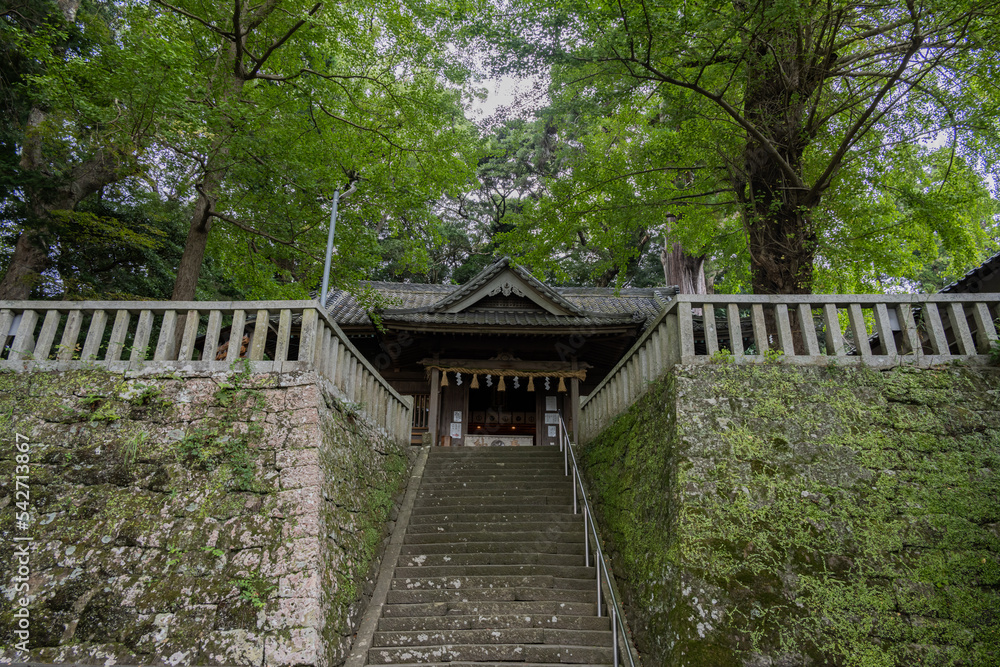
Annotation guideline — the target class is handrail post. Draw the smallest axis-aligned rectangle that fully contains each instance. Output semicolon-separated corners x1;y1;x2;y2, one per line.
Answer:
612;606;619;665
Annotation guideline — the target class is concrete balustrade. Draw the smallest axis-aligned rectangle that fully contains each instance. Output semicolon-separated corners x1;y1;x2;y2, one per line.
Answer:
0;299;412;445
580;293;1000;442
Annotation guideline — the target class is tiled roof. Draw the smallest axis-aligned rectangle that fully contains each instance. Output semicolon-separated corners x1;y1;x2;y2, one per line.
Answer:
940;249;1000;294
382;311;640;328
327;280;667;328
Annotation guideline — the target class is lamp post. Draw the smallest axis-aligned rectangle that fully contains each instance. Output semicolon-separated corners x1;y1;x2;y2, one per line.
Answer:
319;181;358;306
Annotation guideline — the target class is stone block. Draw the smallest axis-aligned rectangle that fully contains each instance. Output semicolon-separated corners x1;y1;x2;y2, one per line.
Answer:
277;570;321;600
284;384;320;411
276;448;320;469
265;627;321;667
273;486;322;517
266;595;322;630
280;464;323;490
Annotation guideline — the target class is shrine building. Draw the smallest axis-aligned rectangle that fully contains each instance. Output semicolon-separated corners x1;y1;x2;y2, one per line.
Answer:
325;257;670;446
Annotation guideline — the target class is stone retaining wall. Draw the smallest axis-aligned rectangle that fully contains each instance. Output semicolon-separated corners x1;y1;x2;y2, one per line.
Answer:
583;364;1000;666
0;367;410;666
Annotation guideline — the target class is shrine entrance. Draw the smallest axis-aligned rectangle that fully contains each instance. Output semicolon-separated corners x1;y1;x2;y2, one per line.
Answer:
326;258;661;448
428;363;578;447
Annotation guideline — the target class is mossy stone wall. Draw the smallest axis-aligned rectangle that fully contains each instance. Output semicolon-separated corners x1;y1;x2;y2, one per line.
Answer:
583;364;1000;666
0;367;410;666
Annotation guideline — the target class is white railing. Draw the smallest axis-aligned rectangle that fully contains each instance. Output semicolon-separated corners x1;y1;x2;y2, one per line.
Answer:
581;293;1000;442
557;411;638;667
0;300;412;445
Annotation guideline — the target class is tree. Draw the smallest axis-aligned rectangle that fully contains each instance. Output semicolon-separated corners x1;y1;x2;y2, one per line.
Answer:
0;0;186;299
150;0;479;301
474;0;1000;293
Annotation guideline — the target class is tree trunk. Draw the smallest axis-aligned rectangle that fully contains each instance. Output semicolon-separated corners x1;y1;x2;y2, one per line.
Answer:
169;39;246;302
0;230;51;299
737;18;823;295
661;241;707;294
171;183;218;301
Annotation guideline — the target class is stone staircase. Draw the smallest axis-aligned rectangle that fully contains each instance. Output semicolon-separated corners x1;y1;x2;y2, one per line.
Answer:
365;446;614;666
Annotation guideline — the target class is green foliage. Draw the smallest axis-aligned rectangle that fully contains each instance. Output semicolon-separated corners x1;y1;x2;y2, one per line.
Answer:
232;575;278;609
466;0;1000;293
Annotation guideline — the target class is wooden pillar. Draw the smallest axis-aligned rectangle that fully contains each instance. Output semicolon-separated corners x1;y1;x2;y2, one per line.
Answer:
570;360;580;444
427;368;441;446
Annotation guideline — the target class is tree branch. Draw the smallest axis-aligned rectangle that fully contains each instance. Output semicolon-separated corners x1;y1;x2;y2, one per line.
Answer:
153;0;234;39
247;2;321;78
207;209;323;262
810;30;924;197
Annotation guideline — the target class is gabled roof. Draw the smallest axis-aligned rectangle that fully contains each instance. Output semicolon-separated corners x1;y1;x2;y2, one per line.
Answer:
325;258;669;332
409;257;591;317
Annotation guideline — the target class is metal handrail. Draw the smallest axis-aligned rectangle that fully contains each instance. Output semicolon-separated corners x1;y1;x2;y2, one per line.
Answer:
558;410;637;667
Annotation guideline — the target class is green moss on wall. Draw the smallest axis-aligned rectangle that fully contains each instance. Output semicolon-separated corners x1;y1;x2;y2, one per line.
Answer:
583;364;1000;667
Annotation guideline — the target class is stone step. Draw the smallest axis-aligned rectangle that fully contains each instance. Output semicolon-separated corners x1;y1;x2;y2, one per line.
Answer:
428;447;562;455
372;627;612;648
417;486;573;497
384;586;597;605
419;472;569;482
420;475;573;491
380;600;599;618
398;541;586;556
390;575;596;592
377;612;610;632
411;501;574;513
402;529;583;545
394;564;596;579
367;642;613;665
425;457;565;465
405;520;582;534
397;552;586;568
424;459;566;475
408;511;577;525
414;492;573;504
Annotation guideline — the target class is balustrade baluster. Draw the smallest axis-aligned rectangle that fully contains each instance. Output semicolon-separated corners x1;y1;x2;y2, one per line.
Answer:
130;310;153;361
873;303;897;356
226;310;247;363
923;303;949;355
971;302;999;352
178;310;200;361
35;310;62;360
727;303;744;356
81;310;108;361
249;309;269;361
895;304;921;356
275;309;292;362
947;302;976;355
154;310;178;361
9;310;39;361
847;304;871;357
703;304;719;355
775;304;795;355
750;304;768;354
797;304;820;356
105;310;131;362
204;310;223;361
822;304;845;356
58;311;84;361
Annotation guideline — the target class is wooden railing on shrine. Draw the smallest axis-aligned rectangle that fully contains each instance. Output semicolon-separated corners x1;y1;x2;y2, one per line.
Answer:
579;293;1000;443
0;300;412;445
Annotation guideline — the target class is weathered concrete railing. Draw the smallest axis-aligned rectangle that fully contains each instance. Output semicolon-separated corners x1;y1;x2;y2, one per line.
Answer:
0;300;412;444
580;293;1000;442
